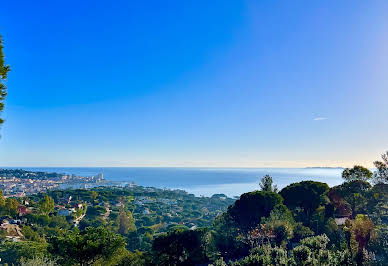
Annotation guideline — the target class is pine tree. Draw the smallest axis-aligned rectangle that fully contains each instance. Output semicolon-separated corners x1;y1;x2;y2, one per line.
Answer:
118;207;136;235
0;34;10;126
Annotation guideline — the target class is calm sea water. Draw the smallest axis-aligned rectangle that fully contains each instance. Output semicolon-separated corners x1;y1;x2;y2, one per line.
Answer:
9;167;344;197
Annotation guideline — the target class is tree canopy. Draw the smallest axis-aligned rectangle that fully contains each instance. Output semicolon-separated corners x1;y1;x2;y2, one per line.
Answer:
48;226;126;266
342;165;373;183
280;181;329;223
227;190;283;231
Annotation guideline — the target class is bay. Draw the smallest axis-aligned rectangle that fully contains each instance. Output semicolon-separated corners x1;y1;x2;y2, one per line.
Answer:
10;167;345;197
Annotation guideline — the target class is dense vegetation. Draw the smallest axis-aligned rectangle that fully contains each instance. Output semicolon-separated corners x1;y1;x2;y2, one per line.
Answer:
0;152;386;265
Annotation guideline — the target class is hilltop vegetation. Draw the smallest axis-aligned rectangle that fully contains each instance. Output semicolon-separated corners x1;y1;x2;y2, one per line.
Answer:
0;152;386;265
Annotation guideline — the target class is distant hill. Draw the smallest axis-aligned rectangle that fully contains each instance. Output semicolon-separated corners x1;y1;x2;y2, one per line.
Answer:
304;167;345;169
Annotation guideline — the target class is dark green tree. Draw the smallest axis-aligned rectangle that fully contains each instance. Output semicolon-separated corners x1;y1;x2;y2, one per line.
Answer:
0;241;48;265
0;34;10;126
280;181;329;225
152;228;210;266
331;180;371;219
227;191;283;232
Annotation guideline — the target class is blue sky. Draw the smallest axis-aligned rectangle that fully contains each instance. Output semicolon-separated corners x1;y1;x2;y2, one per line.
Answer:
1;0;387;167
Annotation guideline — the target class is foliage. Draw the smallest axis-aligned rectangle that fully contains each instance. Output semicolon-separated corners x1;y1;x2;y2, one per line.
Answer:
48;226;126;265
292;223;314;242
351;214;375;252
374;151;388;184
39;195;55;215
369;225;388;265
261;205;295;246
0;241;48;265
113;249;151;266
152;228;211;266
19;256;58;266
212;212;249;260
0;189;5;208
259;175;278;192
117;206;136;235
5;197;19;217
22;226;43;242
227;190;283;231
280;181;329;225
342;165;373;182
0;168;385;265
332;180;371;217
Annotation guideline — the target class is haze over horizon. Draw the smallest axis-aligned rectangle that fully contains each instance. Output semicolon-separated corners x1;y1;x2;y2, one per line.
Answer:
1;1;387;167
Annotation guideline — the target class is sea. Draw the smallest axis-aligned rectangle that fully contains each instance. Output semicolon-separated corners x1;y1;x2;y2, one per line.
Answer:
8;167;345;197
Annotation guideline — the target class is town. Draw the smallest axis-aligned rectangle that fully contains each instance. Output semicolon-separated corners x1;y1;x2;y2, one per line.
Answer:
0;169;104;197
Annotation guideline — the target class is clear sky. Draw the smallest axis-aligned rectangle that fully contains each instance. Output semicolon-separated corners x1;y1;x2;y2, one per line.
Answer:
1;1;387;167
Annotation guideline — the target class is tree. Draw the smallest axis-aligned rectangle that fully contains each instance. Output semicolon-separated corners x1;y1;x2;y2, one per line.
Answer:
114;250;150;266
212;212;249;260
117;207;136;235
331;180;371;219
227;191;284;232
49;226;126;266
0;241;48;265
0;34;10;126
39;195;55;215
280;181;329;224
5;197;19;217
90;191;98;201
342;165;373;183
369;225;388;265
350;214;375;264
0;189;5;209
259;175;278;192
261;205;295;246
373;151;388;184
19;256;58;266
152;228;210;266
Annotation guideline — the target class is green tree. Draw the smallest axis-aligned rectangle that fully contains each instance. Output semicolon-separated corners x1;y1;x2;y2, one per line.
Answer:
212;212;248;260
19;256;58;266
0;189;5;208
152;228;210;266
117;207;136;235
350;214;375;265
49;215;70;230
39;195;55;215
113;250;150;266
373;151;388;184
331;180;371;219
0;34;10;126
22;226;42;242
5;197;19;217
0;241;48;265
280;181;329;225
49;226;126;266
342;165;373;183
369;225;388;265
259;175;278;192
227;191;283;232
90;191;98;201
